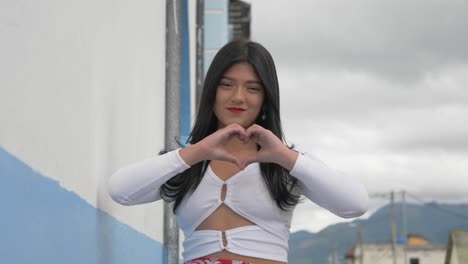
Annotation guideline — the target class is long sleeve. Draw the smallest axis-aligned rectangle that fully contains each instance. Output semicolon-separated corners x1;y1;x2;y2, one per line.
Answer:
290;152;368;218
108;149;191;206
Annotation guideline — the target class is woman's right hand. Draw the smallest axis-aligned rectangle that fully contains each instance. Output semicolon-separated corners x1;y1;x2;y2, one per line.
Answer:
179;124;247;168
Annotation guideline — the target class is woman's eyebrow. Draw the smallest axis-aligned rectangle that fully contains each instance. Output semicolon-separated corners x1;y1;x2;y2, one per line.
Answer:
222;76;262;85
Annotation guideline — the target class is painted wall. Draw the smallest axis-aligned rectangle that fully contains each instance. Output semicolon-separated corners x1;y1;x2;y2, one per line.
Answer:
0;0;188;262
351;244;447;264
0;147;163;263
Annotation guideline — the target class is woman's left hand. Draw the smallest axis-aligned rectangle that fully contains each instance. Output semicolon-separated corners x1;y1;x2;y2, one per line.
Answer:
241;124;298;170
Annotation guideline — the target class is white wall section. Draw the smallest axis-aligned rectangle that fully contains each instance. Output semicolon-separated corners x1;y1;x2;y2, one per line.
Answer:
1;0;167;242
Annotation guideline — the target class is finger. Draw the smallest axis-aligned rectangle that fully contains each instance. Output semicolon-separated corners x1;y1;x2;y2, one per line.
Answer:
227;123;247;134
246;131;261;145
241;155;258;170
224;125;248;141
224;154;243;169
245;125;265;140
245;124;261;135
249;127;281;147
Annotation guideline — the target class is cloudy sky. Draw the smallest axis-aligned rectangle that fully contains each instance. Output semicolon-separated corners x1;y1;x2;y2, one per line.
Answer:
248;0;468;233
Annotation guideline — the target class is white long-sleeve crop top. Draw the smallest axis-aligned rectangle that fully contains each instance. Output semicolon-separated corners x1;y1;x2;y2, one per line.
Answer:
108;149;368;262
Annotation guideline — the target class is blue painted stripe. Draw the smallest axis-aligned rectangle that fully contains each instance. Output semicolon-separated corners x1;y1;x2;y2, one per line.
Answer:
180;0;191;146
0;147;164;264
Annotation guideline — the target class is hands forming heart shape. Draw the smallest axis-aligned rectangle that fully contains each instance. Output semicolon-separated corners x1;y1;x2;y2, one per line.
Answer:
196;123;293;170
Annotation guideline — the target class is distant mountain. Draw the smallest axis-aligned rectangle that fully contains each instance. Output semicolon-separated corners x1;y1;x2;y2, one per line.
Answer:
288;202;468;264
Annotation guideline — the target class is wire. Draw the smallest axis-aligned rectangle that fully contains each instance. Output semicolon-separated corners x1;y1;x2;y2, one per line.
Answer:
369;192;390;199
405;191;468;221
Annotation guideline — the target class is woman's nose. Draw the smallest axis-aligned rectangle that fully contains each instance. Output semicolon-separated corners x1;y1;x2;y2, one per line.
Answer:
231;87;245;102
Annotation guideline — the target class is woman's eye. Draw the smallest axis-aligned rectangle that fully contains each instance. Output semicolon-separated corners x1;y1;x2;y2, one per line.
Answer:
247;87;260;92
220;83;232;88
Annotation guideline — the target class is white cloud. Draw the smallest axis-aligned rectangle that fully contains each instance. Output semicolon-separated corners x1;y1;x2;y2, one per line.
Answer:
249;0;468;232
278;65;468;119
252;0;468;81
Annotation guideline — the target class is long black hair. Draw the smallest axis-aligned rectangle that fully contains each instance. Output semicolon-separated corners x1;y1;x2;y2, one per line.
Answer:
160;40;301;212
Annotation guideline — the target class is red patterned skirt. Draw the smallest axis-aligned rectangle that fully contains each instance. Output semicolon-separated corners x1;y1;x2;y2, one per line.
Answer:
184;257;254;264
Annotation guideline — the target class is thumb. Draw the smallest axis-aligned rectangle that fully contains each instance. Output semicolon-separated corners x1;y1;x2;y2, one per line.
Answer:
225;154;242;169
241;155;258;170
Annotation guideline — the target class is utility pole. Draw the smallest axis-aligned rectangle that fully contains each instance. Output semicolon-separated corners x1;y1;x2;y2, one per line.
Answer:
350;223;364;264
333;245;339;264
329;245;339;264
358;225;364;264
402;190;408;264
164;0;182;264
195;0;204;109
391;191;397;264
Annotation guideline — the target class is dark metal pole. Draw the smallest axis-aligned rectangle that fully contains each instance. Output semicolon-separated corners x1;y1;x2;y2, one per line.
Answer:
195;0;205;110
402;190;408;264
358;225;363;264
391;191;397;264
164;0;182;263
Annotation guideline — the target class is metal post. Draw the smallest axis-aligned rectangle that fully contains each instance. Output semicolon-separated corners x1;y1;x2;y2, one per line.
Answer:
391;191;397;264
164;0;182;264
195;0;205;110
358;225;363;264
402;191;408;264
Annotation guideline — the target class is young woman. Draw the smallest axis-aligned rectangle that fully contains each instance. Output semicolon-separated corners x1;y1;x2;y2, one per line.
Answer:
109;40;368;264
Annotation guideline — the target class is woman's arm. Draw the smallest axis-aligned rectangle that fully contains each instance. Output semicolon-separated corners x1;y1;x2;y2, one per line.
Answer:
108;148;191;206
240;124;368;218
289;151;368;218
108;123;249;206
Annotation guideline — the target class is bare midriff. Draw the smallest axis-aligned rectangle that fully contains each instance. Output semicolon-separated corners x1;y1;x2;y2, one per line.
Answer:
193;159;286;264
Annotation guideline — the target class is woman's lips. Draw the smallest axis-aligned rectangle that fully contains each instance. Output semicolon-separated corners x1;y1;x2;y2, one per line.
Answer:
227;108;245;113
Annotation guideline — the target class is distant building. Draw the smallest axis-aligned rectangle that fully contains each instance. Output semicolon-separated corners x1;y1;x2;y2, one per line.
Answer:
445;230;468;264
346;235;446;264
407;234;431;246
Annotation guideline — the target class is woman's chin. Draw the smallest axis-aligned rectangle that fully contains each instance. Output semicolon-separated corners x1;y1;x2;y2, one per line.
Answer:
217;120;255;129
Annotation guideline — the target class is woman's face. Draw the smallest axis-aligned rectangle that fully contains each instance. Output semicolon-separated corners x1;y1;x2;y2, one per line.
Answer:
214;62;265;129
